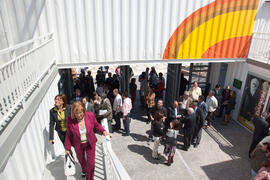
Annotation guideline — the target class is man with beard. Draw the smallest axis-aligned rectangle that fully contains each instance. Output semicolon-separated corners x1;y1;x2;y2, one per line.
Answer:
182;107;196;151
166;100;181;129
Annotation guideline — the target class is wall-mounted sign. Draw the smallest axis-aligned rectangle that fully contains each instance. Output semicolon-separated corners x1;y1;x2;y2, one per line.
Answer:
233;79;242;89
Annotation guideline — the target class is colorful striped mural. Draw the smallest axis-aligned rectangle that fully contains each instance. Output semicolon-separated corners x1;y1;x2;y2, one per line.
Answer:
163;0;259;59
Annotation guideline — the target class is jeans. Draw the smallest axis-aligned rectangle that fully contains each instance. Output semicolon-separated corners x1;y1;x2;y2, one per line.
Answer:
123;113;131;135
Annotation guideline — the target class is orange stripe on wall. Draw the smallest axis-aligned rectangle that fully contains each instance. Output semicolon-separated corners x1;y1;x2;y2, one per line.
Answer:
163;0;259;59
201;36;252;58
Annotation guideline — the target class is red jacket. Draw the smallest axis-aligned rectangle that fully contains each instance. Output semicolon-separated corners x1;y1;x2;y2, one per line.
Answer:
65;112;105;150
155;82;164;96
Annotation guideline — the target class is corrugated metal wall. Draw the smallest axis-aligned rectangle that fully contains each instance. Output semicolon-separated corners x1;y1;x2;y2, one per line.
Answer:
0;74;63;180
0;0;262;65
0;0;52;65
49;0;259;65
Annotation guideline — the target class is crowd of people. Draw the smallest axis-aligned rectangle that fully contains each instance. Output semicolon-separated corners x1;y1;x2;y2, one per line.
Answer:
48;65;269;179
49;66;134;180
141;81;237;166
249;112;270;179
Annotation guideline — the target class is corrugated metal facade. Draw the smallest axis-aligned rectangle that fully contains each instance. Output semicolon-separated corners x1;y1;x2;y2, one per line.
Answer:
1;0;260;65
50;0;259;65
248;0;270;64
0;0;52;65
0;74;63;180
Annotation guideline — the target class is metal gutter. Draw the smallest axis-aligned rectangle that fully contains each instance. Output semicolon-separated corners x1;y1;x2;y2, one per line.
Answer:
57;58;246;69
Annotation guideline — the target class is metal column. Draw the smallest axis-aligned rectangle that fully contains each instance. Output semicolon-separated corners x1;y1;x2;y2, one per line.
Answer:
58;69;73;102
165;63;182;107
119;65;130;95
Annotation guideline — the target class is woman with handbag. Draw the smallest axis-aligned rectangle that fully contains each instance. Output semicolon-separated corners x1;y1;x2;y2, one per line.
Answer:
49;94;71;146
65;101;111;180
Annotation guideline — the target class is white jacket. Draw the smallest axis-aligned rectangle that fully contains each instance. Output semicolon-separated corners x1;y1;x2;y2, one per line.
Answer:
206;96;218;112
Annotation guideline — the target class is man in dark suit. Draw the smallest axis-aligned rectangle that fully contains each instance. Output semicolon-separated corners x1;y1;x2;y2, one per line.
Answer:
217;85;231;117
213;84;222;110
166;100;181;128
191;101;206;148
249;112;270;157
179;73;189;96
182;107;196;151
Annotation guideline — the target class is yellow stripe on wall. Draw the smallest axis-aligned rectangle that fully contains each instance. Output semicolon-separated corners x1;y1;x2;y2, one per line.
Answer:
177;10;257;59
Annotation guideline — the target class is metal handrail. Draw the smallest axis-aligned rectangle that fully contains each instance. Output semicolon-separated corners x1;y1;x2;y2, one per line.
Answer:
248;33;270;64
0;37;55;128
101;118;131;180
0;33;53;55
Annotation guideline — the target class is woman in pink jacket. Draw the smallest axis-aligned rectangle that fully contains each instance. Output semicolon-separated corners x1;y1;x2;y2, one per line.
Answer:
65;101;111;180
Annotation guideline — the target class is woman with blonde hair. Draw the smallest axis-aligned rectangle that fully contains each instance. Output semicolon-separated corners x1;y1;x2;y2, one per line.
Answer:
65;101;111;180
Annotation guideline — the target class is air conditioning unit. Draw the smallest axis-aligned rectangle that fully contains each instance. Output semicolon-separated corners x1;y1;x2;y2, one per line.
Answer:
265;0;270;2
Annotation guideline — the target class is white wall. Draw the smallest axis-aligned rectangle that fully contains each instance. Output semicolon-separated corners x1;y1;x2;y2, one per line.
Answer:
0;0;52;65
0;74;63;180
208;62;248;120
211;61;270;121
50;0;216;64
224;62;249;120
248;0;270;64
208;63;221;90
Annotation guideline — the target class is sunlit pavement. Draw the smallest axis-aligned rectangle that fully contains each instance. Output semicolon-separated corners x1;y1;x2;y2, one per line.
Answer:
111;104;252;180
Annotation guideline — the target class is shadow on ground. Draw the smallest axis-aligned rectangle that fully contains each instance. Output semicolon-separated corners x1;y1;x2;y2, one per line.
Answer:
201;158;249;180
130;133;149;142
128;144;166;164
201;117;252;180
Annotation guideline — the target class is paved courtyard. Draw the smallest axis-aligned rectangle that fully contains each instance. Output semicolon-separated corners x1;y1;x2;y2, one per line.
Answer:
43;98;253;180
111;104;252;180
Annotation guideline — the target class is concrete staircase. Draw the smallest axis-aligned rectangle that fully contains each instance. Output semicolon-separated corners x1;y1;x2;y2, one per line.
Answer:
42;142;105;180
